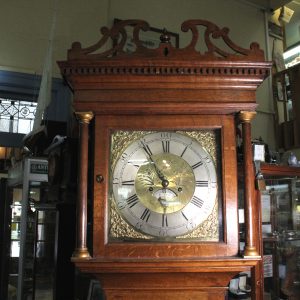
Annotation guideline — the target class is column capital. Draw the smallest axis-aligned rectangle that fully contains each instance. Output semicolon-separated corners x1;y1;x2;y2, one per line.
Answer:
238;111;256;123
75;111;94;124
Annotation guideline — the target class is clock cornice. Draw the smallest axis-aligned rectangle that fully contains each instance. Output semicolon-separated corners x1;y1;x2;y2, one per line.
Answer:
58;20;271;115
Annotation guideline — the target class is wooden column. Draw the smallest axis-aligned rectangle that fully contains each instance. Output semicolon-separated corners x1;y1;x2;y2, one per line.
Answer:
72;111;94;259
238;111;260;258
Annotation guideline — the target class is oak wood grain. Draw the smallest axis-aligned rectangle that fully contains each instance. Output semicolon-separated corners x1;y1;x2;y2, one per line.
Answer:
58;19;272;300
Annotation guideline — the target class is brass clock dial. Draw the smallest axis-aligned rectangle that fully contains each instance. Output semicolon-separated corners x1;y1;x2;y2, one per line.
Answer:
111;131;218;238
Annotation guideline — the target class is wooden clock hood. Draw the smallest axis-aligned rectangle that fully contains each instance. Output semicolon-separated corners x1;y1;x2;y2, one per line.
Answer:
58;20;272;300
58;19;271;115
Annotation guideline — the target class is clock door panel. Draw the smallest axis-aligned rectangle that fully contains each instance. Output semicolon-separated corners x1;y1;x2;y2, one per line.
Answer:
92;114;238;258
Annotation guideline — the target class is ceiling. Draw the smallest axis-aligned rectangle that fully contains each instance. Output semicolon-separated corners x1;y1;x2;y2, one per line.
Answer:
239;0;292;10
241;0;300;24
285;0;300;24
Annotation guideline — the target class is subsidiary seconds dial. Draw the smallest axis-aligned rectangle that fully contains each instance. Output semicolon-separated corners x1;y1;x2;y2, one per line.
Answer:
112;131;217;238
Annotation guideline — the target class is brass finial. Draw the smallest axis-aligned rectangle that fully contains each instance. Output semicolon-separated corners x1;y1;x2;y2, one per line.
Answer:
160;28;171;44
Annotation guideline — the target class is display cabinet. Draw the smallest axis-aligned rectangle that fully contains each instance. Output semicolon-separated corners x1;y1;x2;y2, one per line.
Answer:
272;64;300;150
2;153;77;300
260;163;300;300
6;158;51;300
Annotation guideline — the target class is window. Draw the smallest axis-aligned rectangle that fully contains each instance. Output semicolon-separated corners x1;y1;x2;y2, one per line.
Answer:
0;98;37;134
0;70;71;148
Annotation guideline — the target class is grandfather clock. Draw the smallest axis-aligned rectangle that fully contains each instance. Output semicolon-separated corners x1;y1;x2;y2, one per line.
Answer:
58;20;271;299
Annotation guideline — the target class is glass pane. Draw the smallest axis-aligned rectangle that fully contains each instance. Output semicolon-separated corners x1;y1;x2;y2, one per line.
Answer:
263;177;300;299
7;182;56;300
0;118;10;132
8;187;22;299
0;98;37;134
34;209;56;300
18;119;33;134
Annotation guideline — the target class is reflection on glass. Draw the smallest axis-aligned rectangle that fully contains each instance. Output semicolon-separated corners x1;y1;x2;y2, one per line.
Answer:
263;178;300;299
33;209;56;300
8;188;22;299
7;181;56;300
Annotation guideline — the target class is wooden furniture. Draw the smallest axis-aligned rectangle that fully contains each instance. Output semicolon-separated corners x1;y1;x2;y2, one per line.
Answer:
2;156;76;300
58;19;271;300
272;64;300;149
259;163;300;300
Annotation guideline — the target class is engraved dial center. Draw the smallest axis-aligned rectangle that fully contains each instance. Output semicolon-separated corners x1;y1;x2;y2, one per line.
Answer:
135;153;195;214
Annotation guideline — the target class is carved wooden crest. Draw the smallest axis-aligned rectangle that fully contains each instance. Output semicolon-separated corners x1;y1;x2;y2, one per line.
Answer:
58;20;272;115
66;19;265;61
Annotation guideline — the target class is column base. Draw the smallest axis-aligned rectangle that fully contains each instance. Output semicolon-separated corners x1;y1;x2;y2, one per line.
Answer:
243;246;260;258
72;247;91;259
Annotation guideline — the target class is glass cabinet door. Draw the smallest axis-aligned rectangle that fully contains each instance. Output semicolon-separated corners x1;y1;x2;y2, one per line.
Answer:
8;187;22;299
262;175;300;300
7;158;49;300
7;183;57;300
33;208;56;300
8;183;38;300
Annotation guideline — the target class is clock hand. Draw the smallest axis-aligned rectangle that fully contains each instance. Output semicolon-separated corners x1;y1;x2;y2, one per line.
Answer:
140;140;167;182
152;161;166;182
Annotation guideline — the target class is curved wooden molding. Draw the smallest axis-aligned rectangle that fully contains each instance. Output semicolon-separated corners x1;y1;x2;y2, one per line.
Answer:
58;19;272;116
66;19;265;61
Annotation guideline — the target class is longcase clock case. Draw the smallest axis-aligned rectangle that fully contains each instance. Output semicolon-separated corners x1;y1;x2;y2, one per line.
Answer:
58;19;272;300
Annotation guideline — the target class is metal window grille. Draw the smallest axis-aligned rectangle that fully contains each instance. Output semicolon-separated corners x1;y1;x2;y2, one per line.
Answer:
0;98;37;134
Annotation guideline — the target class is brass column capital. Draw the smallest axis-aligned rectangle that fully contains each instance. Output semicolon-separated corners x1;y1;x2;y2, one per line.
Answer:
75;111;94;124
238;111;256;123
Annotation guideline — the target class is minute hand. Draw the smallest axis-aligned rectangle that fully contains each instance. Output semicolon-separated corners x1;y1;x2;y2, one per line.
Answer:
150;157;166;181
140;141;166;181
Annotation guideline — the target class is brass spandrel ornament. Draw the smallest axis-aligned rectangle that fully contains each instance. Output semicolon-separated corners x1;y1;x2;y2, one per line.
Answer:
109;199;151;240
180;130;218;165
177;204;219;240
110;131;152;171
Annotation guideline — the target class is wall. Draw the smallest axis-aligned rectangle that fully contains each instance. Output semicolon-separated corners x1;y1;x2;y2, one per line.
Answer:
0;0;110;76
285;0;300;49
0;0;276;149
286;18;300;48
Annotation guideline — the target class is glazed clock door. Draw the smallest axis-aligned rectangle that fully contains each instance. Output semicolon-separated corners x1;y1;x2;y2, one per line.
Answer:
92;114;238;258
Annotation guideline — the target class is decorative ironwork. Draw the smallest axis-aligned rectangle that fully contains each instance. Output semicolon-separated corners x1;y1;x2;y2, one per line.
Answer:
0;98;37;134
66;19;265;61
